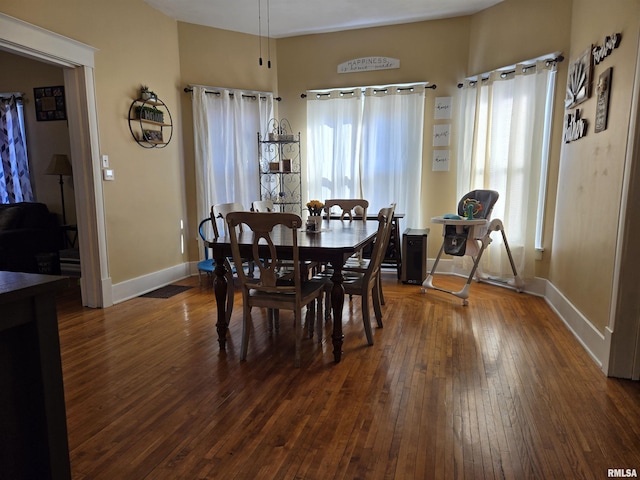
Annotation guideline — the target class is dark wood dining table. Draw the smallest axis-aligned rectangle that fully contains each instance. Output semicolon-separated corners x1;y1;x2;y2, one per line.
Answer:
206;218;379;363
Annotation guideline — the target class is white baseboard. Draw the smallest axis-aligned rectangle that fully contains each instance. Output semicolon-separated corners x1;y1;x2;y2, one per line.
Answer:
111;263;192;304
543;280;607;371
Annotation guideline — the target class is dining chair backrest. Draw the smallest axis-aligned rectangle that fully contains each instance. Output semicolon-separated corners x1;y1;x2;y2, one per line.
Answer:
366;205;395;281
198;217;213;259
226;211;303;294
212;202;245;237
252;199;275;212
323;199;369;221
377;202;397;261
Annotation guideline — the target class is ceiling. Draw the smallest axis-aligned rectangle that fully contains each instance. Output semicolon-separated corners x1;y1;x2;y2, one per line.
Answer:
144;0;504;38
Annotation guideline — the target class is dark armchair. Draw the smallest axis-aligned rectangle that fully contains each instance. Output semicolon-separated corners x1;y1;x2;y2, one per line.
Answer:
0;202;61;273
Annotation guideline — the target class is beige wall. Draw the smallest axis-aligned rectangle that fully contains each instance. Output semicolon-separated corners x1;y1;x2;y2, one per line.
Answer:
177;22;278;261
0;50;75;225
1;0;186;284
550;0;640;333
276;18;472;255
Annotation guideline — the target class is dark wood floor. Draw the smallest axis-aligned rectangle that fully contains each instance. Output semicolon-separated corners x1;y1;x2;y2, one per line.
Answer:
55;272;640;479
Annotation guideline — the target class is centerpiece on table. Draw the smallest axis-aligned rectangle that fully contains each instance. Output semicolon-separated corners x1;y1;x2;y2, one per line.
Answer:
306;200;324;231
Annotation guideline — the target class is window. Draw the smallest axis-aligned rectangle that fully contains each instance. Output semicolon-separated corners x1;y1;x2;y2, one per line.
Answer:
306;84;426;228
191;86;273;232
457;57;558;278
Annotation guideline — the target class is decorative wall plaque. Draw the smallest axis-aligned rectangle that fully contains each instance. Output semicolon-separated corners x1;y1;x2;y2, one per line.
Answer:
595;67;612;133
593;33;622;65
564;109;588;143
565;47;593;109
337;57;400;74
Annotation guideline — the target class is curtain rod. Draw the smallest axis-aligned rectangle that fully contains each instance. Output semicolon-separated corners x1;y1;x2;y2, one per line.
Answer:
457;54;564;88
183;86;281;101
0;92;24;101
301;83;435;99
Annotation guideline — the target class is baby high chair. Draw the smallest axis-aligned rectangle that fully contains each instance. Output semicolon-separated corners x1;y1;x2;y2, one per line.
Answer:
422;189;524;305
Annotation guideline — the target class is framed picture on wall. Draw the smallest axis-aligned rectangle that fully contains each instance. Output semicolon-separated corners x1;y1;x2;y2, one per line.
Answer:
33;86;67;121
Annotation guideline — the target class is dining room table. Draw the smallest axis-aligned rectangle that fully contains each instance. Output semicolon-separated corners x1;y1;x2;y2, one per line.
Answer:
206;217;379;363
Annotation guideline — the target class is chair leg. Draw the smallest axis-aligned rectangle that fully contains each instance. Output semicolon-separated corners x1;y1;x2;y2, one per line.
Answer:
378;275;385;305
225;270;234;326
316;296;323;343
324;289;331;321
241;304;251;361
372;283;384;328
307;302;316;339
361;293;374;345
267;309;274;335
294;311;302;368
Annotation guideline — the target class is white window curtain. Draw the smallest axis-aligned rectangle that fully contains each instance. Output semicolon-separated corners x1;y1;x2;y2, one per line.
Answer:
456;60;557;279
192;86;273;235
0;95;33;203
306;84;425;228
306;90;363;200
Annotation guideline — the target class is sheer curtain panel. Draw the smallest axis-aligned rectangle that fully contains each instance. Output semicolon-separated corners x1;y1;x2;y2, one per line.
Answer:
192;86;273;237
306;90;363;201
456;60;557;280
306;84;425;228
0;95;33;203
360;86;424;228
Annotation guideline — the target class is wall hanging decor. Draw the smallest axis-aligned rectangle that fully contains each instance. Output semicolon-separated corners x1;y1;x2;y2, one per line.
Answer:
595;67;612;133
564;109;588;143
33;86;66;121
337;57;400;74
128;87;173;148
593;33;622;65
565;47;593;109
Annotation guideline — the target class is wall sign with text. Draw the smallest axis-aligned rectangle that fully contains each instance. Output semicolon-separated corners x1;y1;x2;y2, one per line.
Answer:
337;57;400;74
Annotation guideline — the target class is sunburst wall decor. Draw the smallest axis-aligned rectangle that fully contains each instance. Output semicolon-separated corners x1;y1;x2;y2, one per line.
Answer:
565;46;593;109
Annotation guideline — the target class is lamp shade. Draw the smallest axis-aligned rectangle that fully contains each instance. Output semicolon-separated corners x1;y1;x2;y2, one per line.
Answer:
45;154;73;176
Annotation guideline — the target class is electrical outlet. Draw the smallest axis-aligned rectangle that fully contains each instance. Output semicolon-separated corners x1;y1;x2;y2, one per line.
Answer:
102;154;109;168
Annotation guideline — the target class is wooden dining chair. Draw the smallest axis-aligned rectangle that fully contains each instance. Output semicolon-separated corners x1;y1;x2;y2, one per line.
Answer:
344;202;397;305
251;199;274;212
321;198;370;267
213;202;256;278
226;211;325;367
212;202;246;236
317;205;394;346
323;198;369;221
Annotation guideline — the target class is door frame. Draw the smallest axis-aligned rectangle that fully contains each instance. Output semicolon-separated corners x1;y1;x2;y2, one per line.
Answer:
0;13;111;307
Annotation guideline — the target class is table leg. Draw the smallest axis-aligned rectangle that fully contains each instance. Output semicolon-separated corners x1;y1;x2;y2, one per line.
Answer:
214;257;229;350
330;266;345;363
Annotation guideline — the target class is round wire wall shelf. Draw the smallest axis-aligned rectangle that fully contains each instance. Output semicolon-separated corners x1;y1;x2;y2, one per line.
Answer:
128;97;173;149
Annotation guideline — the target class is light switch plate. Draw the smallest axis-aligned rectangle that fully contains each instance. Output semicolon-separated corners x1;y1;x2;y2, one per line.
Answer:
103;168;114;181
101;154;109;168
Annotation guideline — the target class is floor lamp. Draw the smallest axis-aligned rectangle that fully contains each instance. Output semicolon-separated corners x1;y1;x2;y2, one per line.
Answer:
45;154;73;225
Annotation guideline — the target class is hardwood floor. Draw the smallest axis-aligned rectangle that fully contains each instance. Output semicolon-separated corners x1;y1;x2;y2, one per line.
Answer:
55;273;640;479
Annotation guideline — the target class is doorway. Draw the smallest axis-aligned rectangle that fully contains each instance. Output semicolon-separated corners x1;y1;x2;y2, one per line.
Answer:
0;13;111;307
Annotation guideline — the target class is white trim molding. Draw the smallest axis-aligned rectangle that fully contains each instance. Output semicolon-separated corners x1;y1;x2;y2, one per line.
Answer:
0;13;97;67
111;263;192;304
